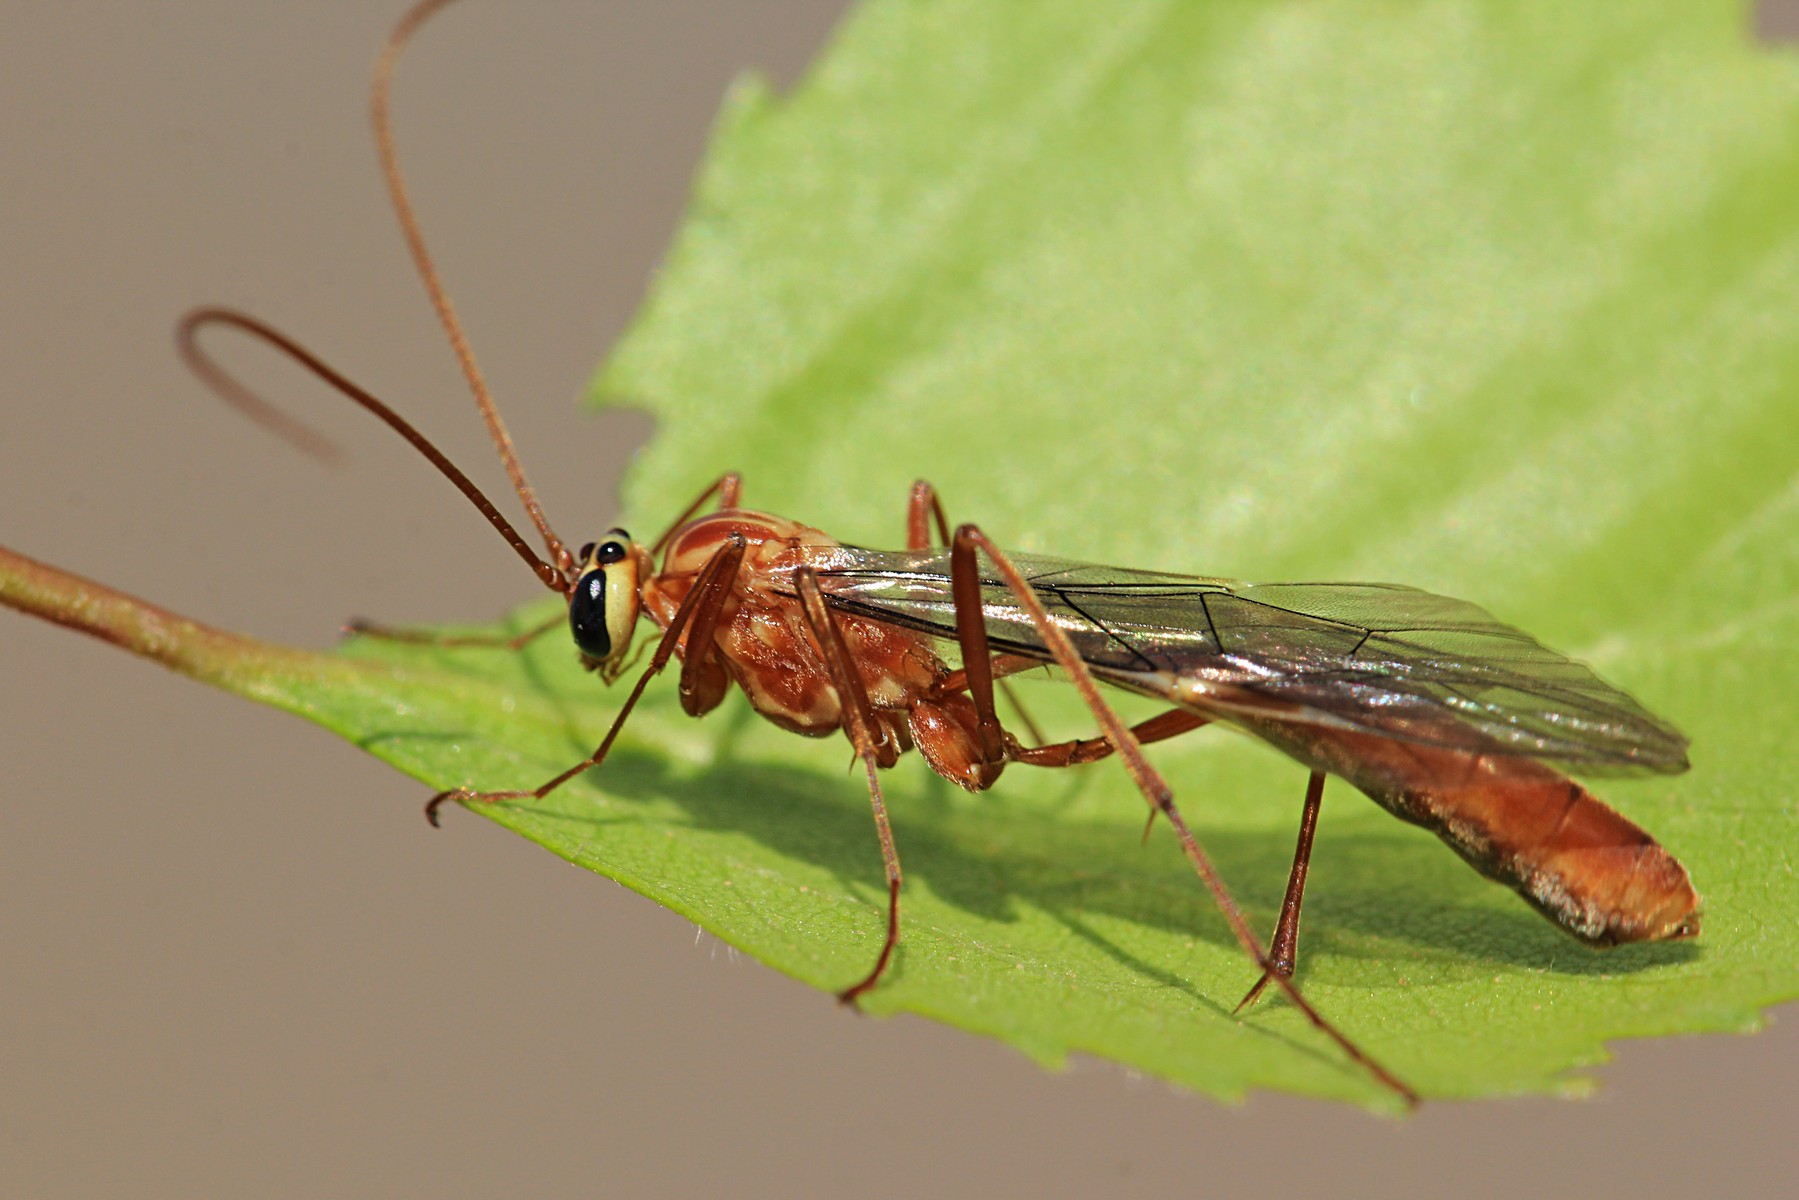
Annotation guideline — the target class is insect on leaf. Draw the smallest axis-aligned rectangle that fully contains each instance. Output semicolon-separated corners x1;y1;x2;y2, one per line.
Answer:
585;0;1799;1103
6;0;1799;1108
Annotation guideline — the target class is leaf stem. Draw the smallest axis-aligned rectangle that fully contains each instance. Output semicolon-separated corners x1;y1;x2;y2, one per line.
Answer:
0;541;348;696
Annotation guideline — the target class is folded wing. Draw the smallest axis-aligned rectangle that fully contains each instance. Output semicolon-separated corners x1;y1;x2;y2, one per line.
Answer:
805;547;1688;776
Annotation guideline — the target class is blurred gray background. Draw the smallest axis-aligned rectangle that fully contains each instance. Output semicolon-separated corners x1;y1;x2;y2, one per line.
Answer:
2;3;1795;1196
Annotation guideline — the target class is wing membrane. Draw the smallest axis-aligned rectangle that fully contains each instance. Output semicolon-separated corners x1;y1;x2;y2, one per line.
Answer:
803;547;1688;776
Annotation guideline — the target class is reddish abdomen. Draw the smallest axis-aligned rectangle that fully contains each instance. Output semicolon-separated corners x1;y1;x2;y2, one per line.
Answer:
1237;717;1701;944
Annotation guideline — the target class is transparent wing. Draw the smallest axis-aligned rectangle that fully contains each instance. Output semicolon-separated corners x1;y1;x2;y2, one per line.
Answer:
803;547;1689;776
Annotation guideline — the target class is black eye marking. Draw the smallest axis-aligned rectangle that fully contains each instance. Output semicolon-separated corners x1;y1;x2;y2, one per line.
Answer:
577;542;597;563
596;540;627;564
567;569;611;659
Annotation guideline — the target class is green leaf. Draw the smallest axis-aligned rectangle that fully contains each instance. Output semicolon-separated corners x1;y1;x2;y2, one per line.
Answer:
6;0;1798;1108
592;0;1799;1102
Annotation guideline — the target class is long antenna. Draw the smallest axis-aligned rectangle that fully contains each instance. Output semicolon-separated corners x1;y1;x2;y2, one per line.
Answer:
372;0;572;576
178;307;568;596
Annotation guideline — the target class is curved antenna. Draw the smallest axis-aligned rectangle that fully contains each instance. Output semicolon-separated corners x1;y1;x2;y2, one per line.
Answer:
372;0;572;576
175;323;346;467
178;306;568;596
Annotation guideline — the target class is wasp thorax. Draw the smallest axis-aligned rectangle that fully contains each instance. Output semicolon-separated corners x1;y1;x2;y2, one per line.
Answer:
568;528;640;666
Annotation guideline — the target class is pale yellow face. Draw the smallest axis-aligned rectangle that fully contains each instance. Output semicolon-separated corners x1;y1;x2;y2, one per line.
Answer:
567;528;642;674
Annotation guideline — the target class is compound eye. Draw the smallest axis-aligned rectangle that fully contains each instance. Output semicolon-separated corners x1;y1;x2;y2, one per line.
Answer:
567;527;642;667
567;569;612;659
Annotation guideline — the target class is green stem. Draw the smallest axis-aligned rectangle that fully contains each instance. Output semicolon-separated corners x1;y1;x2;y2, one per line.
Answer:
0;541;351;697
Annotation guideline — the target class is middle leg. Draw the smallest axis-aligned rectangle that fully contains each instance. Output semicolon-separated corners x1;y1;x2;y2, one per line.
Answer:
907;479;1048;744
946;522;1416;1106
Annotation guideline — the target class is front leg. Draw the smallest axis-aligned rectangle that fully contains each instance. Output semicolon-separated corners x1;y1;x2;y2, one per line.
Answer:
424;535;746;825
794;567;905;1005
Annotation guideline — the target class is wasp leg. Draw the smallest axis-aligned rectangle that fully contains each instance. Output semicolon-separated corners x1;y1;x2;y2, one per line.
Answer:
1003;707;1213;841
1236;770;1326;1013
344;612;562;651
795;567;904;1005
905;481;1051;745
947;522;1416;1108
647;473;743;556
424;536;746;825
1006;708;1211;766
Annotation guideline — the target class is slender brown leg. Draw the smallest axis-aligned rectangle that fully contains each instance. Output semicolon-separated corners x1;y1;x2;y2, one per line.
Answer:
948;524;1416;1107
906;479;953;551
1008;708;1211;767
907;483;1047;745
1235;770;1326;1013
344;612;563;652
932;653;1045;696
1006;707;1215;844
795;568;904;1004
649;473;743;555
945;540;1010;777
424;536;746;825
673;538;749;718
